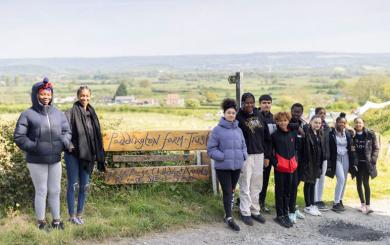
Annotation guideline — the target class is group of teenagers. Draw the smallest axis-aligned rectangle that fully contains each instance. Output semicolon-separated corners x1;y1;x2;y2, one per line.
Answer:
12;78;379;232
207;93;379;231
14;78;106;230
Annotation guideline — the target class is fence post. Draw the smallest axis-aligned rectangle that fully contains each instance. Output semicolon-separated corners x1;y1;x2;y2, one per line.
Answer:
196;151;201;165
210;159;217;195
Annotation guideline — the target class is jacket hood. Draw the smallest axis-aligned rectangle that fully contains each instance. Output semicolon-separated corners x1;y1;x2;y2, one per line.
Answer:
218;117;239;129
31;78;54;111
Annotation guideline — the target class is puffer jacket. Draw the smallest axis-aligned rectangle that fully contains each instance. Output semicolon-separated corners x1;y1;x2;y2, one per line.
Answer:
207;117;248;170
14;80;72;164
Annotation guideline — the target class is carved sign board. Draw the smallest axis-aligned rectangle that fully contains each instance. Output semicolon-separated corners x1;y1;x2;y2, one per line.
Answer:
113;154;196;163
104;165;210;185
103;130;210;152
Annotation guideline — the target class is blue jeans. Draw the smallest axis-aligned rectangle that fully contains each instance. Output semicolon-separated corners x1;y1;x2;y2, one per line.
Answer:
64;152;90;216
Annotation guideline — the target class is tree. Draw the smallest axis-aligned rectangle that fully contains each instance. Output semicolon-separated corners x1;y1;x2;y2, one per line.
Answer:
205;92;218;103
185;99;200;109
115;83;128;97
139;80;151;88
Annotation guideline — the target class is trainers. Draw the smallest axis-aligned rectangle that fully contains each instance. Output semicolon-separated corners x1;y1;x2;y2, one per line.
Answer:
76;217;84;225
51;220;65;230
69;217;83;225
240;214;254;226
304;206;318;216
37;221;47;230
358;204;366;213
295;209;305;219
365;206;374;214
225;217;240;231
288;212;297;224
312;205;322;216
284;216;293;227
251;213;266;224
274;216;290;228
260;203;271;213
331;203;345;213
315;201;329;211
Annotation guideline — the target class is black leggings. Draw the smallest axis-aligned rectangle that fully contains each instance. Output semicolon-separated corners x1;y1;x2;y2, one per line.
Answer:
356;164;371;205
216;169;241;218
288;170;298;213
304;182;315;207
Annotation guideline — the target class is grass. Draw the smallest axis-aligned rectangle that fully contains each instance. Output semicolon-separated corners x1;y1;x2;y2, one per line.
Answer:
0;182;221;245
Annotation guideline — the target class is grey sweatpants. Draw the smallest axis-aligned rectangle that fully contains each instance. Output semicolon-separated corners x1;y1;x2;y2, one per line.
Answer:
334;154;349;204
314;160;328;202
27;162;62;221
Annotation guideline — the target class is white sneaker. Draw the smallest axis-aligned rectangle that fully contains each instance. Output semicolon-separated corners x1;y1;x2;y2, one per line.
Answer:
312;205;322;216
304;206;318;216
295;209;305;219
359;204;366;213
288;213;297;224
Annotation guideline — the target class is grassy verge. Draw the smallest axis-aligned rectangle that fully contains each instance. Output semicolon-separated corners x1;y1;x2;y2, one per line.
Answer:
0;181;221;245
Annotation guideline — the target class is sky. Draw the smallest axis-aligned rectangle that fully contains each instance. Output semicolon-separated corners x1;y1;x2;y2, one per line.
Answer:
0;0;390;58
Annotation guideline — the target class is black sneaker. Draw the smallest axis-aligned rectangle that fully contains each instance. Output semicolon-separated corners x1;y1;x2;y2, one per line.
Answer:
274;216;290;228
331;203;345;212
260;203;271;213
240;214;254;226
284;216;293;227
251;213;266;224
51;220;65;230
37;221;47;230
315;201;329;211
225;217;240;231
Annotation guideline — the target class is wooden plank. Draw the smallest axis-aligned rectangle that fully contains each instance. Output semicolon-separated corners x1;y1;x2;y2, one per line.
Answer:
104;165;210;185
103;130;210;152
201;151;211;165
112;154;196;163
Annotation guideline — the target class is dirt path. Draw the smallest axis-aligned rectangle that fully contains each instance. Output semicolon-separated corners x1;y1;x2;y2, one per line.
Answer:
89;198;390;245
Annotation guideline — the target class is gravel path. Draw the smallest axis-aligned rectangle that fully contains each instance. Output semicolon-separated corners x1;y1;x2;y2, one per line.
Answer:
89;198;390;245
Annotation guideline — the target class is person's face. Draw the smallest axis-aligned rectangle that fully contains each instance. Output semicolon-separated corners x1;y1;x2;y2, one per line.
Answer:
78;89;91;108
38;90;52;105
243;97;255;113
354;118;364;132
310;118;322;131
317;109;326;121
224;108;237;122
336;118;347;131
276;117;289;131
291;106;303;121
260;100;272;112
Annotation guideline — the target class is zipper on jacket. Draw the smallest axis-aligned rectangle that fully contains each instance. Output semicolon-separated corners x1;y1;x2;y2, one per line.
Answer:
46;112;53;162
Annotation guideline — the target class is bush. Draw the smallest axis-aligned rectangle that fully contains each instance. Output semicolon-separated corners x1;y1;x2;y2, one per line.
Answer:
185;99;200;109
0;120;33;212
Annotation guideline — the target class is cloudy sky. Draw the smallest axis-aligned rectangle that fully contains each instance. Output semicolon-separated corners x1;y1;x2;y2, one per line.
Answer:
0;0;389;58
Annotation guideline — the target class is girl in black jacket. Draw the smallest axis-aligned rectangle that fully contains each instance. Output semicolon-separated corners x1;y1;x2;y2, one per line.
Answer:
64;86;105;225
302;115;324;216
353;117;379;214
327;113;355;212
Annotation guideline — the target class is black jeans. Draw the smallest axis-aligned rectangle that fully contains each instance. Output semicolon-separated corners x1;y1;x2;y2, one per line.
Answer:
304;182;315;207
259;164;272;205
274;170;293;217
216;169;241;218
356;162;371;205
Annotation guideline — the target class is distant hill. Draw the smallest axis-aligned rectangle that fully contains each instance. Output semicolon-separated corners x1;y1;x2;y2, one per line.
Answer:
0;52;390;74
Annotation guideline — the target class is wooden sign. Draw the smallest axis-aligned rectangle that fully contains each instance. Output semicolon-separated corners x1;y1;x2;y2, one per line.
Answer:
104;165;210;185
103;130;210;152
113;154;196;163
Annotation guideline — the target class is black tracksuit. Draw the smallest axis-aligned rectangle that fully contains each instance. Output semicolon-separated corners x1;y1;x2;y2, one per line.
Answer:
271;127;299;217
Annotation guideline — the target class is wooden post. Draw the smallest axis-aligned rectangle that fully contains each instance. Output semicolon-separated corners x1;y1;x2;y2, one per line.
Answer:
196;151;201;166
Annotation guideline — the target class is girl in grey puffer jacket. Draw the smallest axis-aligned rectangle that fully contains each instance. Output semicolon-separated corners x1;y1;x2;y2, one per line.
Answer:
207;98;247;232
